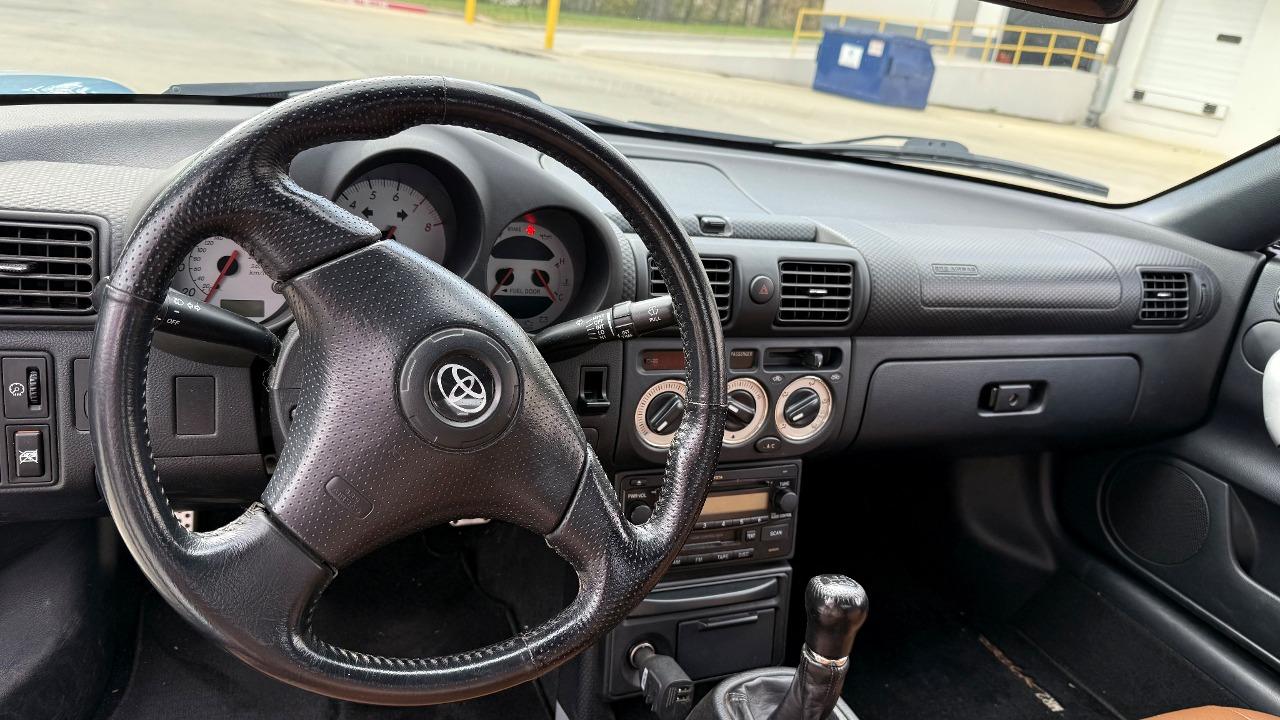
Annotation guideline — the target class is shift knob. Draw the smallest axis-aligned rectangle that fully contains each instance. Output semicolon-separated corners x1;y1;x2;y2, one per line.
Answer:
803;574;868;661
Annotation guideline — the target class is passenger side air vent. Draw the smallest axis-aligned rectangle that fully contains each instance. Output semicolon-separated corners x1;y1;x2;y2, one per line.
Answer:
776;261;854;325
1137;270;1191;325
0;221;97;314
649;256;733;323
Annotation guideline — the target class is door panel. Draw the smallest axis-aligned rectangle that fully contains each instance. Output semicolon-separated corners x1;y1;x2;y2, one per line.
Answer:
1062;258;1280;672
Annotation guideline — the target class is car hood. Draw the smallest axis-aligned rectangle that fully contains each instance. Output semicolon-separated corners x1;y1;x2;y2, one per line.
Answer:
0;74;133;94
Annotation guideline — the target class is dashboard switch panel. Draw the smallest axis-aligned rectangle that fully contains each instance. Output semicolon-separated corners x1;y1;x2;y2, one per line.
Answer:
13;429;43;478
2;356;49;419
7;425;51;485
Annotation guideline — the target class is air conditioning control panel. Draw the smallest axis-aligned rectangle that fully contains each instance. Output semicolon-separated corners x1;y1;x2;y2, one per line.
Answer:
619;337;851;465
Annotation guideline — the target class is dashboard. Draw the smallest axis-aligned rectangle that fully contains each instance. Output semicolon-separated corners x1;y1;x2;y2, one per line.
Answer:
0;100;1260;534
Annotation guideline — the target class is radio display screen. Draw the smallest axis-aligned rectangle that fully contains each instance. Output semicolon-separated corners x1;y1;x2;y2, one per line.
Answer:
699;491;769;520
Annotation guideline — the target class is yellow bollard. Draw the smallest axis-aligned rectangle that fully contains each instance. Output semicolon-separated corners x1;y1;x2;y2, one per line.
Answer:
464;0;476;24
544;0;561;50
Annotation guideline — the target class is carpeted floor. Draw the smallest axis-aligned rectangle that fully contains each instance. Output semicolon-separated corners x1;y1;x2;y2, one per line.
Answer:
101;526;558;720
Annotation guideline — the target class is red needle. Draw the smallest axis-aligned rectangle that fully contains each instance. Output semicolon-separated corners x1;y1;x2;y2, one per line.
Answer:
534;269;556;301
203;249;240;303
490;268;514;297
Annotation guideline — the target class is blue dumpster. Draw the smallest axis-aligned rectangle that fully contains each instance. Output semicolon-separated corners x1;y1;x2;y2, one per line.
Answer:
813;29;935;109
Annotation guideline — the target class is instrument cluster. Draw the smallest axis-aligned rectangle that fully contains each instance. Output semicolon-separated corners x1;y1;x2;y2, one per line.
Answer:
168;156;594;332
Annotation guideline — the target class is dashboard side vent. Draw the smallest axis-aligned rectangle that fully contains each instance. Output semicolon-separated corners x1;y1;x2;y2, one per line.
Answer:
776;261;854;325
649;256;734;323
1137;270;1191;325
0;221;97;314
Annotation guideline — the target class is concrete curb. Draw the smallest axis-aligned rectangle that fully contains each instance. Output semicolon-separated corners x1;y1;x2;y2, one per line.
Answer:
333;0;429;14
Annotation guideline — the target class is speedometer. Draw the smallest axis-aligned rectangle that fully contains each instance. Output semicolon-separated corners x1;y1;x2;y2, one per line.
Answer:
336;163;453;263
170;237;285;322
485;220;575;331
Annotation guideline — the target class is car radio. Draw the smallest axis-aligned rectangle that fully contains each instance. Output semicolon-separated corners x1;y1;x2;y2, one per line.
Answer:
617;462;800;570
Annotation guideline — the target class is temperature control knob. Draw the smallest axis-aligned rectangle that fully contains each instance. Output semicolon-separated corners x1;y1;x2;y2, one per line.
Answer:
635;379;688;450
723;377;769;447
645;392;685;435
774;376;834;443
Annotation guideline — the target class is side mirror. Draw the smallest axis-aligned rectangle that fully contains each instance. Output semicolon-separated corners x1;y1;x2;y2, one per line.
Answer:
985;0;1137;23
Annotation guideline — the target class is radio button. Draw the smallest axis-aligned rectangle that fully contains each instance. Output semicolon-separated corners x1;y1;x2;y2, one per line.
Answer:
629;503;654;525
712;551;734;562
734;549;755;560
754;436;782;454
743;528;759;542
763;524;789;542
773;489;800;514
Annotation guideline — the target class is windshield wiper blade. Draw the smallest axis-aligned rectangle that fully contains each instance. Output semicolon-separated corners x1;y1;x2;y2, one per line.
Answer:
162;80;545;102
559;109;775;145
775;134;1109;197
162;80;339;98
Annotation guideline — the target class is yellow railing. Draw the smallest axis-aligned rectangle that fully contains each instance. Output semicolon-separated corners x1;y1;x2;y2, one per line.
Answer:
790;10;1110;71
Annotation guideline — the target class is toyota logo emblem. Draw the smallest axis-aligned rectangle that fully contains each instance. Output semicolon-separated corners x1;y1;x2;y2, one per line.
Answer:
434;362;489;416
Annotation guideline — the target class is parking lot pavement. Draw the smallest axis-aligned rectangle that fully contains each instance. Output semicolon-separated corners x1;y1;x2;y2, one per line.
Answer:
1;0;1223;202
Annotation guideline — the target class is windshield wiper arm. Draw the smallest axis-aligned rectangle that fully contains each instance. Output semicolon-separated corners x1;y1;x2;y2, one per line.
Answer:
774;135;1109;197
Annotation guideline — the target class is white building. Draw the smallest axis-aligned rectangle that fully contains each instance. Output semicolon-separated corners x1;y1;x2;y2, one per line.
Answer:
819;0;1280;156
1100;0;1280;156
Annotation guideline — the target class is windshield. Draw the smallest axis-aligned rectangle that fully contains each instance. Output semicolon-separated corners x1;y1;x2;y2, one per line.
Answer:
2;0;1272;203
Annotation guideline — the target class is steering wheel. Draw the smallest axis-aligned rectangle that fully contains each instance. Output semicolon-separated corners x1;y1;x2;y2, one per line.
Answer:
90;77;726;705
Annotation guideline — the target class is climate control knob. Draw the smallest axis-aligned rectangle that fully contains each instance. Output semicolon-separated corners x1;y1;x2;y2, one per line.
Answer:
723;377;769;447
644;392;685;435
724;390;757;432
774;375;834;443
782;387;822;428
634;379;688;450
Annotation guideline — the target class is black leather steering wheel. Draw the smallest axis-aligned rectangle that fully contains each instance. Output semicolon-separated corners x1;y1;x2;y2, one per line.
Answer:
90;77;726;705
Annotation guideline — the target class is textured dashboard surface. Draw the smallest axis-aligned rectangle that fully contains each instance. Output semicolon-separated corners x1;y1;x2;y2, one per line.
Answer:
0;161;160;258
825;220;1219;335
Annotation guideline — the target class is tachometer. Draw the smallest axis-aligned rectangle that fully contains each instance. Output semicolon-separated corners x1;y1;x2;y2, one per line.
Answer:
486;219;575;331
170;237;285;322
336;163;453;263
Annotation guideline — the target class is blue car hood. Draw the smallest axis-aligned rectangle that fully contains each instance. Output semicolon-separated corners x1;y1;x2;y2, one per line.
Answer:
0;74;133;94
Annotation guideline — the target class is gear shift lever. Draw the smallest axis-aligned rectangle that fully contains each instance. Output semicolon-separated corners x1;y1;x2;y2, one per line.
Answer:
771;575;868;720
688;575;867;720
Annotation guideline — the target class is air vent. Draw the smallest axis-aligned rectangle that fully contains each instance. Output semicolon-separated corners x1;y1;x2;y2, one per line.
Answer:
649;256;733;323
0;221;97;314
1137;270;1191;325
777;261;854;325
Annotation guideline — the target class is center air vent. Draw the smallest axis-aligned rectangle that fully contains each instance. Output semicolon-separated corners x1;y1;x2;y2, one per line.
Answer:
649;256;733;323
1137;270;1191;326
0;221;97;314
776;261;854;325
